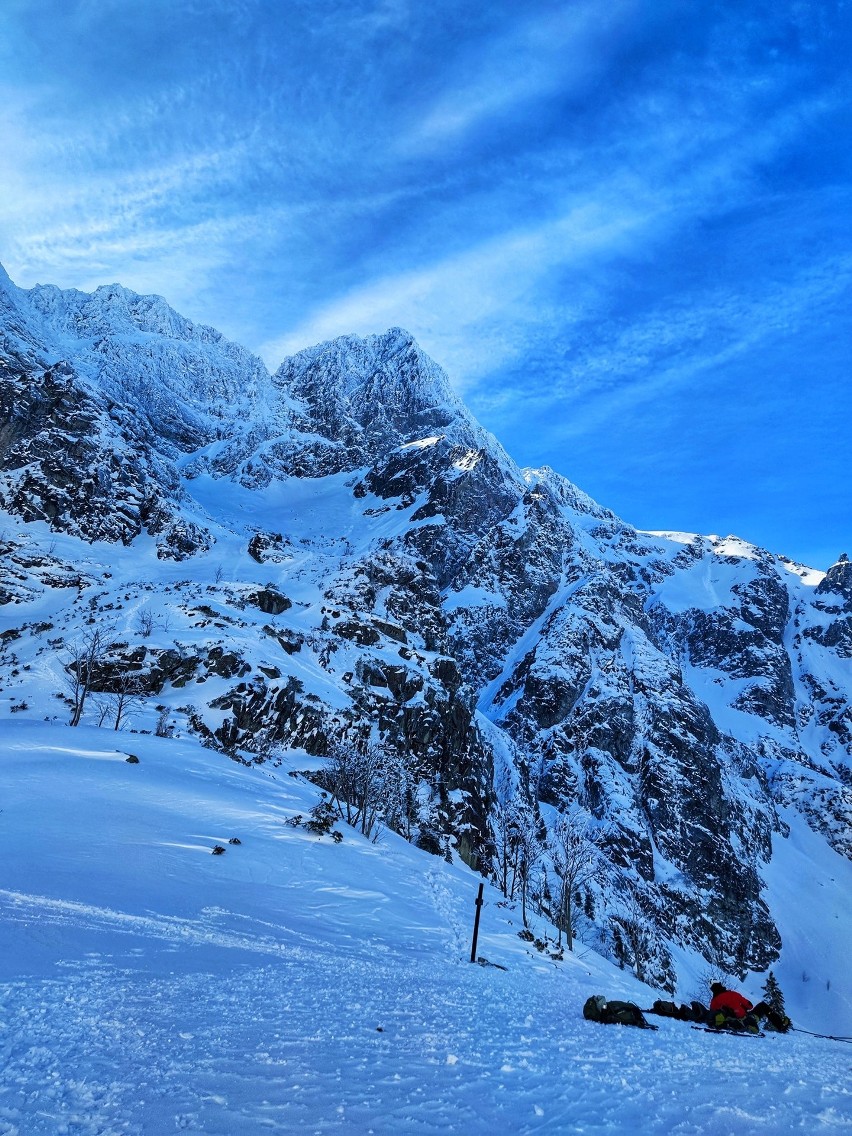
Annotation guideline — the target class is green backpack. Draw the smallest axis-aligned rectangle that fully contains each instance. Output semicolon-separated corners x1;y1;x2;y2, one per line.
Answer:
583;995;656;1030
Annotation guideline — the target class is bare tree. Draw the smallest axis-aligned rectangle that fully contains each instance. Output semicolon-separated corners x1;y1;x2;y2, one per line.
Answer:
609;891;653;983
321;737;389;839
135;608;155;638
550;810;601;951
378;747;414;840
489;769;546;926
92;694;113;728
65;628;108;727
155;706;174;737
490;769;522;898
80;656;145;732
110;669;145;731
513;803;544;929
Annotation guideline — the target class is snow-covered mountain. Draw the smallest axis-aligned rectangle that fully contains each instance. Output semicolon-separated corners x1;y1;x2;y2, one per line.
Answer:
1;263;849;1011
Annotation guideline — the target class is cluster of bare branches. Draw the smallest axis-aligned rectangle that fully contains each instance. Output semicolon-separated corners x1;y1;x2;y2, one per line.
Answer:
65;627;108;727
92;669;146;731
64;626;144;730
490;770;604;949
318;737;413;841
491;777;544;928
550;810;602;951
490;790;662;977
608;890;654;982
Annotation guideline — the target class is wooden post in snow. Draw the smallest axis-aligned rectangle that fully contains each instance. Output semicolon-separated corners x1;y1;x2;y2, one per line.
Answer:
470;882;484;963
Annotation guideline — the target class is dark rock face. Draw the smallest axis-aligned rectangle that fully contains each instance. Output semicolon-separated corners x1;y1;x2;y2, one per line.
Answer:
816;555;852;602
809;557;852;658
474;548;782;979
648;555;796;729
1;265;849;993
444;479;566;683
20;277;270;452
0;356;208;556
356;439;524;590
247;587;291;616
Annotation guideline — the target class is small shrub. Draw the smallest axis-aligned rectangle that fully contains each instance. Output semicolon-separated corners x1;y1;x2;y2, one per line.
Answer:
154;707;173;738
286;799;342;841
211;845;226;855
305;797;339;836
125;754;140;764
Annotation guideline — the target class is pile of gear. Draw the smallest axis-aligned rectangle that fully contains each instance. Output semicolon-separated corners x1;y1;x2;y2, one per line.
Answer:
583;982;792;1035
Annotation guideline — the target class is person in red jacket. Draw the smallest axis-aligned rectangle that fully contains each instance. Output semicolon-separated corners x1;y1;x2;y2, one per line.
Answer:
710;982;752;1017
708;982;760;1032
706;981;793;1033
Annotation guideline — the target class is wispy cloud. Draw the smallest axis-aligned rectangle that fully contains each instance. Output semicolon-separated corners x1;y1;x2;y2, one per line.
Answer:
260;75;838;379
406;0;640;150
518;244;852;434
257;192;651;370
1;0;849;565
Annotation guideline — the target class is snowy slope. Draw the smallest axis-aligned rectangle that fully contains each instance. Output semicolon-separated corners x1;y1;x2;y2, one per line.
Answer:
1;721;850;1136
2;260;851;1031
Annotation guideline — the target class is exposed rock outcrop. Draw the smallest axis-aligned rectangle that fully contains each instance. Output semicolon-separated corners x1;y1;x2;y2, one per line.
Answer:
1;262;849;992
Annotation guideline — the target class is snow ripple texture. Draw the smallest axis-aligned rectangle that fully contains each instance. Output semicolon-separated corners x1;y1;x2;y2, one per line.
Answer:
2;954;850;1136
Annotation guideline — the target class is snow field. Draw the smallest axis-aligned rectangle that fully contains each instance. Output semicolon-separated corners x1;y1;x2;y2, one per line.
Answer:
3;951;849;1136
1;722;851;1134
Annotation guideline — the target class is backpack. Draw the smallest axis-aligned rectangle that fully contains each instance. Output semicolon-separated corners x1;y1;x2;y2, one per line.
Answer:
689;1000;709;1023
650;999;680;1019
650;999;707;1023
583;995;609;1022
583;995;656;1029
764;1009;792;1033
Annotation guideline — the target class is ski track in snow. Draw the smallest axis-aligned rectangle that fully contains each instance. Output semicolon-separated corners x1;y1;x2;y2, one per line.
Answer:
0;890;320;961
422;869;468;961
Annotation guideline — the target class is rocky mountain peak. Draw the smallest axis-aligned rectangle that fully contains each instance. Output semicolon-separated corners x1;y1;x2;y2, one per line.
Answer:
521;464;615;523
1;261;850;1001
278;329;473;436
0;263;272;452
816;555;852;602
25;279;246;352
269;326;513;478
0;262;15;294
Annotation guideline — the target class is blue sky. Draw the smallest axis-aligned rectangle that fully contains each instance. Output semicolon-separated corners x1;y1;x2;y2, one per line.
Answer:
1;0;849;568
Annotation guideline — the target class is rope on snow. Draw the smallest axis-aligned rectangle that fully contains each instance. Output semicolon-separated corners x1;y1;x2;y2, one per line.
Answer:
790;1026;852;1044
